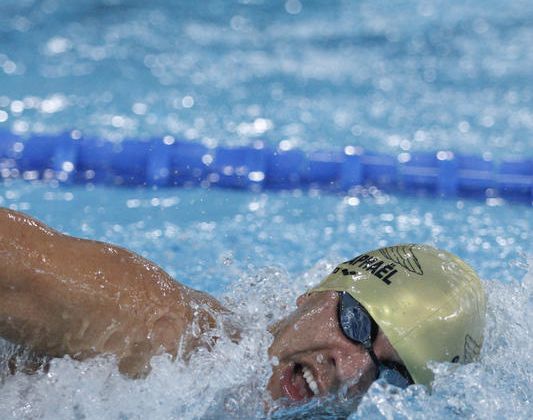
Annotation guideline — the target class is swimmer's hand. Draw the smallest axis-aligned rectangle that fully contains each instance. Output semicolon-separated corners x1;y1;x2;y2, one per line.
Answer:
0;208;233;378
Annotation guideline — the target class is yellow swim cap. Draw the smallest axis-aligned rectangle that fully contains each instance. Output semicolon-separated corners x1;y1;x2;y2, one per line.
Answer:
311;244;486;386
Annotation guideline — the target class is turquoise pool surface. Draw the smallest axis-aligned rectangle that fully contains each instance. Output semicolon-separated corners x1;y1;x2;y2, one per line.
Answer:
0;0;532;419
1;0;532;158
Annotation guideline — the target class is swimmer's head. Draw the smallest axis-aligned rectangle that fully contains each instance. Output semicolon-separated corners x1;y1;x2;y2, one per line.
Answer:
311;244;486;386
267;244;486;402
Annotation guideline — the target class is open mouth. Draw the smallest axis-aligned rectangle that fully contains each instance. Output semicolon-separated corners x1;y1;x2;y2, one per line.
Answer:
280;363;320;402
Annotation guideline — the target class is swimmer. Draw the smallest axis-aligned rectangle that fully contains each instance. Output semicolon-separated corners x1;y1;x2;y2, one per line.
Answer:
0;208;486;403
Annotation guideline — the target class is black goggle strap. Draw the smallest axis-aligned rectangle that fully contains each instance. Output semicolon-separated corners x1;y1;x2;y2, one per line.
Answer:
366;348;381;380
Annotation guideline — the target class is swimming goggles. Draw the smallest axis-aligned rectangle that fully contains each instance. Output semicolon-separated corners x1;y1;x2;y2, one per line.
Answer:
337;291;413;388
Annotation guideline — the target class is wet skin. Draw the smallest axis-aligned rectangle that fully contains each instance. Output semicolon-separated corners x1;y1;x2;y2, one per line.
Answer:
0;208;230;377
0;208;401;402
267;291;403;402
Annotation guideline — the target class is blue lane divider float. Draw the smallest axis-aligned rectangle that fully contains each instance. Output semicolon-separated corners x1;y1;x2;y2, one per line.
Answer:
0;130;531;204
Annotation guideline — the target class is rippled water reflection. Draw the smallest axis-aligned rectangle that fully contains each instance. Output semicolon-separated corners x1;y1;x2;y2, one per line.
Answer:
1;0;533;157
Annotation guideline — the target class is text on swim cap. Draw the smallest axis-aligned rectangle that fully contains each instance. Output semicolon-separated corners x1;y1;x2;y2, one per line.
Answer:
333;254;398;285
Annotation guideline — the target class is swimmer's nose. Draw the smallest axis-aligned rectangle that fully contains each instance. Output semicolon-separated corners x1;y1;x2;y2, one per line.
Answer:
327;344;373;386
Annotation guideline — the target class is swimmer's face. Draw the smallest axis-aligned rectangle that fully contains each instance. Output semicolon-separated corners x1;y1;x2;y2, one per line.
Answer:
267;291;401;403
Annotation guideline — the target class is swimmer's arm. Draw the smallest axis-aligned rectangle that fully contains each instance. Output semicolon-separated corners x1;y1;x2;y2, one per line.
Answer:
0;208;229;377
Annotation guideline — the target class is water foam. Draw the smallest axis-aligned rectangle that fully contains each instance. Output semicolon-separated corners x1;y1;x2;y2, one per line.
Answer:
1;256;531;419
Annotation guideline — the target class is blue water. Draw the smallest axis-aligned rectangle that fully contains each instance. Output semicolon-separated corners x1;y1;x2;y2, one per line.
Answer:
0;0;532;419
1;0;533;157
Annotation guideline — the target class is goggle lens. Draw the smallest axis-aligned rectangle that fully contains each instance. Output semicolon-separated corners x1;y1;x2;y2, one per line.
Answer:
337;292;413;388
338;292;376;348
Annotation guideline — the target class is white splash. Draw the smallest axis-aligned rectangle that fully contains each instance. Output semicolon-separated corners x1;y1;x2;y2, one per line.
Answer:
0;257;531;419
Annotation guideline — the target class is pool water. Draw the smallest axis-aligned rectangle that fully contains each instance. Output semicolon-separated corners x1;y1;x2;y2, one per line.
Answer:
0;0;532;419
0;182;531;419
1;0;533;158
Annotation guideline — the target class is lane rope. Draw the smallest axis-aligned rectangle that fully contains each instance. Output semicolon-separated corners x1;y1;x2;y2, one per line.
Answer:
0;130;531;203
